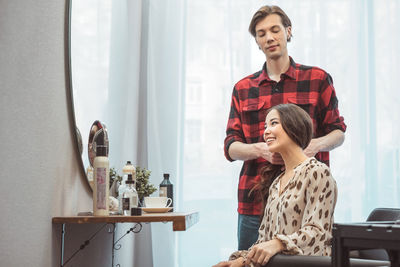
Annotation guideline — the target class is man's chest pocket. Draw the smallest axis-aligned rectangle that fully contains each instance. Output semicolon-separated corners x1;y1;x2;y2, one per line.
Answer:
242;101;268;139
287;97;318;121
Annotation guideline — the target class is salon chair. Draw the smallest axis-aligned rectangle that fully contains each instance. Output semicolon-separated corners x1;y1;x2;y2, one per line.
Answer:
356;207;400;261
264;208;400;267
265;254;389;267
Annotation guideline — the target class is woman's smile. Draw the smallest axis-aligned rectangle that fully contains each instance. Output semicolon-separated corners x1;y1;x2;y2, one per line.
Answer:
265;137;276;145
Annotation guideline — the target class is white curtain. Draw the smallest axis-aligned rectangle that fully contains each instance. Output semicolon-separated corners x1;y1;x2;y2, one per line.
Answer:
72;0;400;266
72;1;153;266
146;0;186;266
179;0;400;266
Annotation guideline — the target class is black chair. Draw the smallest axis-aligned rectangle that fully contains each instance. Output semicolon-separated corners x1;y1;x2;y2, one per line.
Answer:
356;208;400;261
266;254;389;267
366;208;400;222
264;207;400;267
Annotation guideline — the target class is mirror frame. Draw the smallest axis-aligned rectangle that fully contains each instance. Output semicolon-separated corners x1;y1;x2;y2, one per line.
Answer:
65;0;92;191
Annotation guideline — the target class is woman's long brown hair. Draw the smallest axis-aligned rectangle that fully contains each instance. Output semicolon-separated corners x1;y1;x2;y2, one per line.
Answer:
251;163;283;219
251;104;313;219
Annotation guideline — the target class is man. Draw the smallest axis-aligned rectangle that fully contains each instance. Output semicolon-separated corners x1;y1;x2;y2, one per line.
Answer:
224;5;346;251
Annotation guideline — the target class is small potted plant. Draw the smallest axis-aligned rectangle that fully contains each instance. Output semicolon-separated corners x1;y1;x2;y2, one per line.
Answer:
135;166;157;206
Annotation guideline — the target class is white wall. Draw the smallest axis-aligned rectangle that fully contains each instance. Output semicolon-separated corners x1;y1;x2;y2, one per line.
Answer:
0;1;116;266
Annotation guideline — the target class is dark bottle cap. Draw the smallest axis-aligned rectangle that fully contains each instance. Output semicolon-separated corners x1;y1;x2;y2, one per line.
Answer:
96;145;107;156
163;173;170;179
94;130;108;157
126;174;134;184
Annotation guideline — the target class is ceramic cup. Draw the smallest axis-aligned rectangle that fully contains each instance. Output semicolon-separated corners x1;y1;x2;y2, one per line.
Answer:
144;196;172;208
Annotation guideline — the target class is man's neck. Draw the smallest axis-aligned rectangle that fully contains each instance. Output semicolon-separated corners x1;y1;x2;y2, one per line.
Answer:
266;55;290;82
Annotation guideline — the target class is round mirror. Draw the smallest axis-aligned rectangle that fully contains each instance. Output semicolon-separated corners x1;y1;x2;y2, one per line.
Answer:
68;0;113;190
68;0;143;191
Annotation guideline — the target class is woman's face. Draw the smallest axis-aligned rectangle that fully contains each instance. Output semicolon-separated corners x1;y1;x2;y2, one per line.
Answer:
263;109;293;153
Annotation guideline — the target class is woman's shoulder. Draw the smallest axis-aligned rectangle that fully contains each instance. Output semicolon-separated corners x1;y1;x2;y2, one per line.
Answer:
301;157;334;182
302;157;330;170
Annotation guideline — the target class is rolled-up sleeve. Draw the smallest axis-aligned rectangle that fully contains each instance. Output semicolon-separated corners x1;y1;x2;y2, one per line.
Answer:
224;87;244;162
318;73;346;135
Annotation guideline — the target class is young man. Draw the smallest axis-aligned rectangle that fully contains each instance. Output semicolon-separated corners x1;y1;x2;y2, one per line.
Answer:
224;5;346;251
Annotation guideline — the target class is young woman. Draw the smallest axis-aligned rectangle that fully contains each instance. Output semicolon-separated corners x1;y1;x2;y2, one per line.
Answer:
214;103;338;267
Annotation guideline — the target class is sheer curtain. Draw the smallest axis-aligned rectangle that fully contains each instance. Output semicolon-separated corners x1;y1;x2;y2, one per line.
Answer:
73;0;400;266
179;0;400;266
72;1;153;266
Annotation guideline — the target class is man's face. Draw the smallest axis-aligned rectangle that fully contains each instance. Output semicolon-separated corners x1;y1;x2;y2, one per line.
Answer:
255;14;291;60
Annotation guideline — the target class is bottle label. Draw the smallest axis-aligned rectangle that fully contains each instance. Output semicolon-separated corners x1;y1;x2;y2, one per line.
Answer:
96;167;107;209
132;197;138;207
159;187;167;197
122;198;130;211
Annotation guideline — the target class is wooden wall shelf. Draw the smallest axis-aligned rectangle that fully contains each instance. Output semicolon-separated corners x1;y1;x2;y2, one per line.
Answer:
52;211;199;231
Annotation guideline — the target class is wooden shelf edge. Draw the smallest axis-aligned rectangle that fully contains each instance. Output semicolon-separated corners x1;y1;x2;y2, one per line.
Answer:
52;211;199;232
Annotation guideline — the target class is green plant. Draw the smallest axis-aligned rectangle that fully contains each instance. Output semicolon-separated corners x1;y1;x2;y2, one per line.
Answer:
135;166;157;200
109;167;122;188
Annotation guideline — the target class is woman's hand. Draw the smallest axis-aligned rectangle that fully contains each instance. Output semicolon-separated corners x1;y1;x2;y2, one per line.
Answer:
245;239;284;266
212;257;244;267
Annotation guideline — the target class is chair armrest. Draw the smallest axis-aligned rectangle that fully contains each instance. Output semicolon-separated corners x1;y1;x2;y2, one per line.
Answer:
264;254;390;267
265;254;331;267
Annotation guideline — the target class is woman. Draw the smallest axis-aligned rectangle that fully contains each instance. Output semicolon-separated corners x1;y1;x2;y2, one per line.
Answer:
214;103;338;267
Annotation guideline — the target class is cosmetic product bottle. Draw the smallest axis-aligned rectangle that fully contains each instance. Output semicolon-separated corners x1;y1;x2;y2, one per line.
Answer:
122;161;136;187
118;161;135;214
122;174;138;215
160;173;173;212
93;142;110;216
117;177;126;215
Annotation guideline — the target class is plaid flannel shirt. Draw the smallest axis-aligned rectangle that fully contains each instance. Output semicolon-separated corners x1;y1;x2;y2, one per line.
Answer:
224;57;346;215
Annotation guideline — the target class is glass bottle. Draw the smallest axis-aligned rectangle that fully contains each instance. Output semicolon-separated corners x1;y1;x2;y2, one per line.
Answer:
160;173;173;212
122;161;136;186
118;161;135;214
122;174;138;215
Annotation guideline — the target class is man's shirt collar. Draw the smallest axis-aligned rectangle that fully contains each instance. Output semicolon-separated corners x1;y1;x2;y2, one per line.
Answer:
257;56;297;86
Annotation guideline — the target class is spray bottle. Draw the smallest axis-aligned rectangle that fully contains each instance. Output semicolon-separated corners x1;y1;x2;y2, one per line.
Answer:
93;129;110;216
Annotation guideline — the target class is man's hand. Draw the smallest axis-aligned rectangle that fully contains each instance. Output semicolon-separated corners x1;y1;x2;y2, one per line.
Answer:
304;130;345;157
228;141;283;164
245;239;284;266
212;257;244;267
254;143;284;165
303;138;321;157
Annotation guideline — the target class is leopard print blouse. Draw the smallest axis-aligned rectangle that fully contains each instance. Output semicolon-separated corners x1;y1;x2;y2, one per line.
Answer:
230;157;337;261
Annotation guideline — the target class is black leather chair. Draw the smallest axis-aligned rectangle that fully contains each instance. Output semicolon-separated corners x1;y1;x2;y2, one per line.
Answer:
366;208;400;222
263;208;400;267
356;207;400;261
266;254;389;267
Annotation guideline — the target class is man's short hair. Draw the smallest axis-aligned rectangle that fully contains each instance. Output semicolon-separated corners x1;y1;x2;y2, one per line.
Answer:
248;5;292;41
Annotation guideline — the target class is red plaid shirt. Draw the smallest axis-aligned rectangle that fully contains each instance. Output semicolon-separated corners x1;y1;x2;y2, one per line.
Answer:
224;57;346;216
